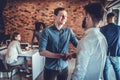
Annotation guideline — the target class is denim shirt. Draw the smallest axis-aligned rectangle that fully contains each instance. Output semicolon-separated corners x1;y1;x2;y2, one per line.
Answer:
39;25;78;70
100;23;120;56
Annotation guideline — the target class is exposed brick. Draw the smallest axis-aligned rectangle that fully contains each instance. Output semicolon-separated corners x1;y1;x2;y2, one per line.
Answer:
3;0;101;53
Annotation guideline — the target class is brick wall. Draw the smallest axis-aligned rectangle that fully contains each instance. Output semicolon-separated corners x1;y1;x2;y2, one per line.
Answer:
3;0;100;52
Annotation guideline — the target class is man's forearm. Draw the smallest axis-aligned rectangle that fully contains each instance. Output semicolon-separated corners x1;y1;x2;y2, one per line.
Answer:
39;50;64;59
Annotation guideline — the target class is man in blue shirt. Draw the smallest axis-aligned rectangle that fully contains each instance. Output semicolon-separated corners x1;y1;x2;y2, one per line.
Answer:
100;12;120;80
39;7;78;80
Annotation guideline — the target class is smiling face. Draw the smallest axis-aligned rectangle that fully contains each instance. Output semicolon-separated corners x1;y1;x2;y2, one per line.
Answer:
54;10;67;26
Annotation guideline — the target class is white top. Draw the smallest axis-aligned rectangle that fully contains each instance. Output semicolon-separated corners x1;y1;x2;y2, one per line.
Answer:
72;28;108;80
5;40;23;64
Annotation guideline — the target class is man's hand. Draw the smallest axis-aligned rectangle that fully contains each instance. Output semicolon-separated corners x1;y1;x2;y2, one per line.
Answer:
71;53;77;58
61;53;77;61
61;53;72;61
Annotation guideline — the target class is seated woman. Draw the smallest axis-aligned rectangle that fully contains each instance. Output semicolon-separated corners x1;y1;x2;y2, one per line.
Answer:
5;32;29;73
31;22;46;48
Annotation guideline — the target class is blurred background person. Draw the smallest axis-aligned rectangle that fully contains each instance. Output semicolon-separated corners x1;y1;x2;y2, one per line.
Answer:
100;12;120;80
5;32;30;73
31;22;46;48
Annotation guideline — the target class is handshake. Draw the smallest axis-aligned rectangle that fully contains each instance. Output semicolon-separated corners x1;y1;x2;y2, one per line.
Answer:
61;53;77;61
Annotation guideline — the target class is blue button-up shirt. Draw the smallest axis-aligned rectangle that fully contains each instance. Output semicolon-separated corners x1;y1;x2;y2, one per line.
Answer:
100;23;120;56
39;25;78;70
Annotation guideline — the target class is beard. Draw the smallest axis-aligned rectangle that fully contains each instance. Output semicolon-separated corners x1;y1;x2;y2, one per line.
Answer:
82;17;86;28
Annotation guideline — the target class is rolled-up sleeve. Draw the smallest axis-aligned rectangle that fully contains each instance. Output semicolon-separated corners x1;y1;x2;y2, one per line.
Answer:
39;28;48;52
69;29;78;47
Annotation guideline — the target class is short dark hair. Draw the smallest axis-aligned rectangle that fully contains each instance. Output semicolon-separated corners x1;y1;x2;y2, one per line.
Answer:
35;22;46;31
107;12;115;19
84;3;104;22
11;32;20;41
54;7;65;16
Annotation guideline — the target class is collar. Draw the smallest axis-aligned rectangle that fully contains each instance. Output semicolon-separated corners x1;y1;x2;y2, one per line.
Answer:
52;24;66;31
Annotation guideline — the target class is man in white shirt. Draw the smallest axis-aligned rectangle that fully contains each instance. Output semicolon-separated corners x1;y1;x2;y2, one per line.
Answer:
72;3;108;80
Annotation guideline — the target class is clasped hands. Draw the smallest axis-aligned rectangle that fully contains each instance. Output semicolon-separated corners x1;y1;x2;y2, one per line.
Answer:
61;53;76;61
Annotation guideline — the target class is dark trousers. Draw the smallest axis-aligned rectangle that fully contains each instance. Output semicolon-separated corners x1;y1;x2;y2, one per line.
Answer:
44;67;68;80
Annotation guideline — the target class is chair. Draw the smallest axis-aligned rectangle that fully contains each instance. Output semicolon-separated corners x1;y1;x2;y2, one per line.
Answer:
0;55;23;80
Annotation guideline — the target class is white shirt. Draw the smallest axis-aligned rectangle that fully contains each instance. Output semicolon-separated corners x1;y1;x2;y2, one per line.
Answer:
5;40;23;64
72;28;108;80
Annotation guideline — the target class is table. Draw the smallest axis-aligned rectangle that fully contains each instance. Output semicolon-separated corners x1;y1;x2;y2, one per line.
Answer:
0;46;7;51
19;49;45;80
0;49;45;80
